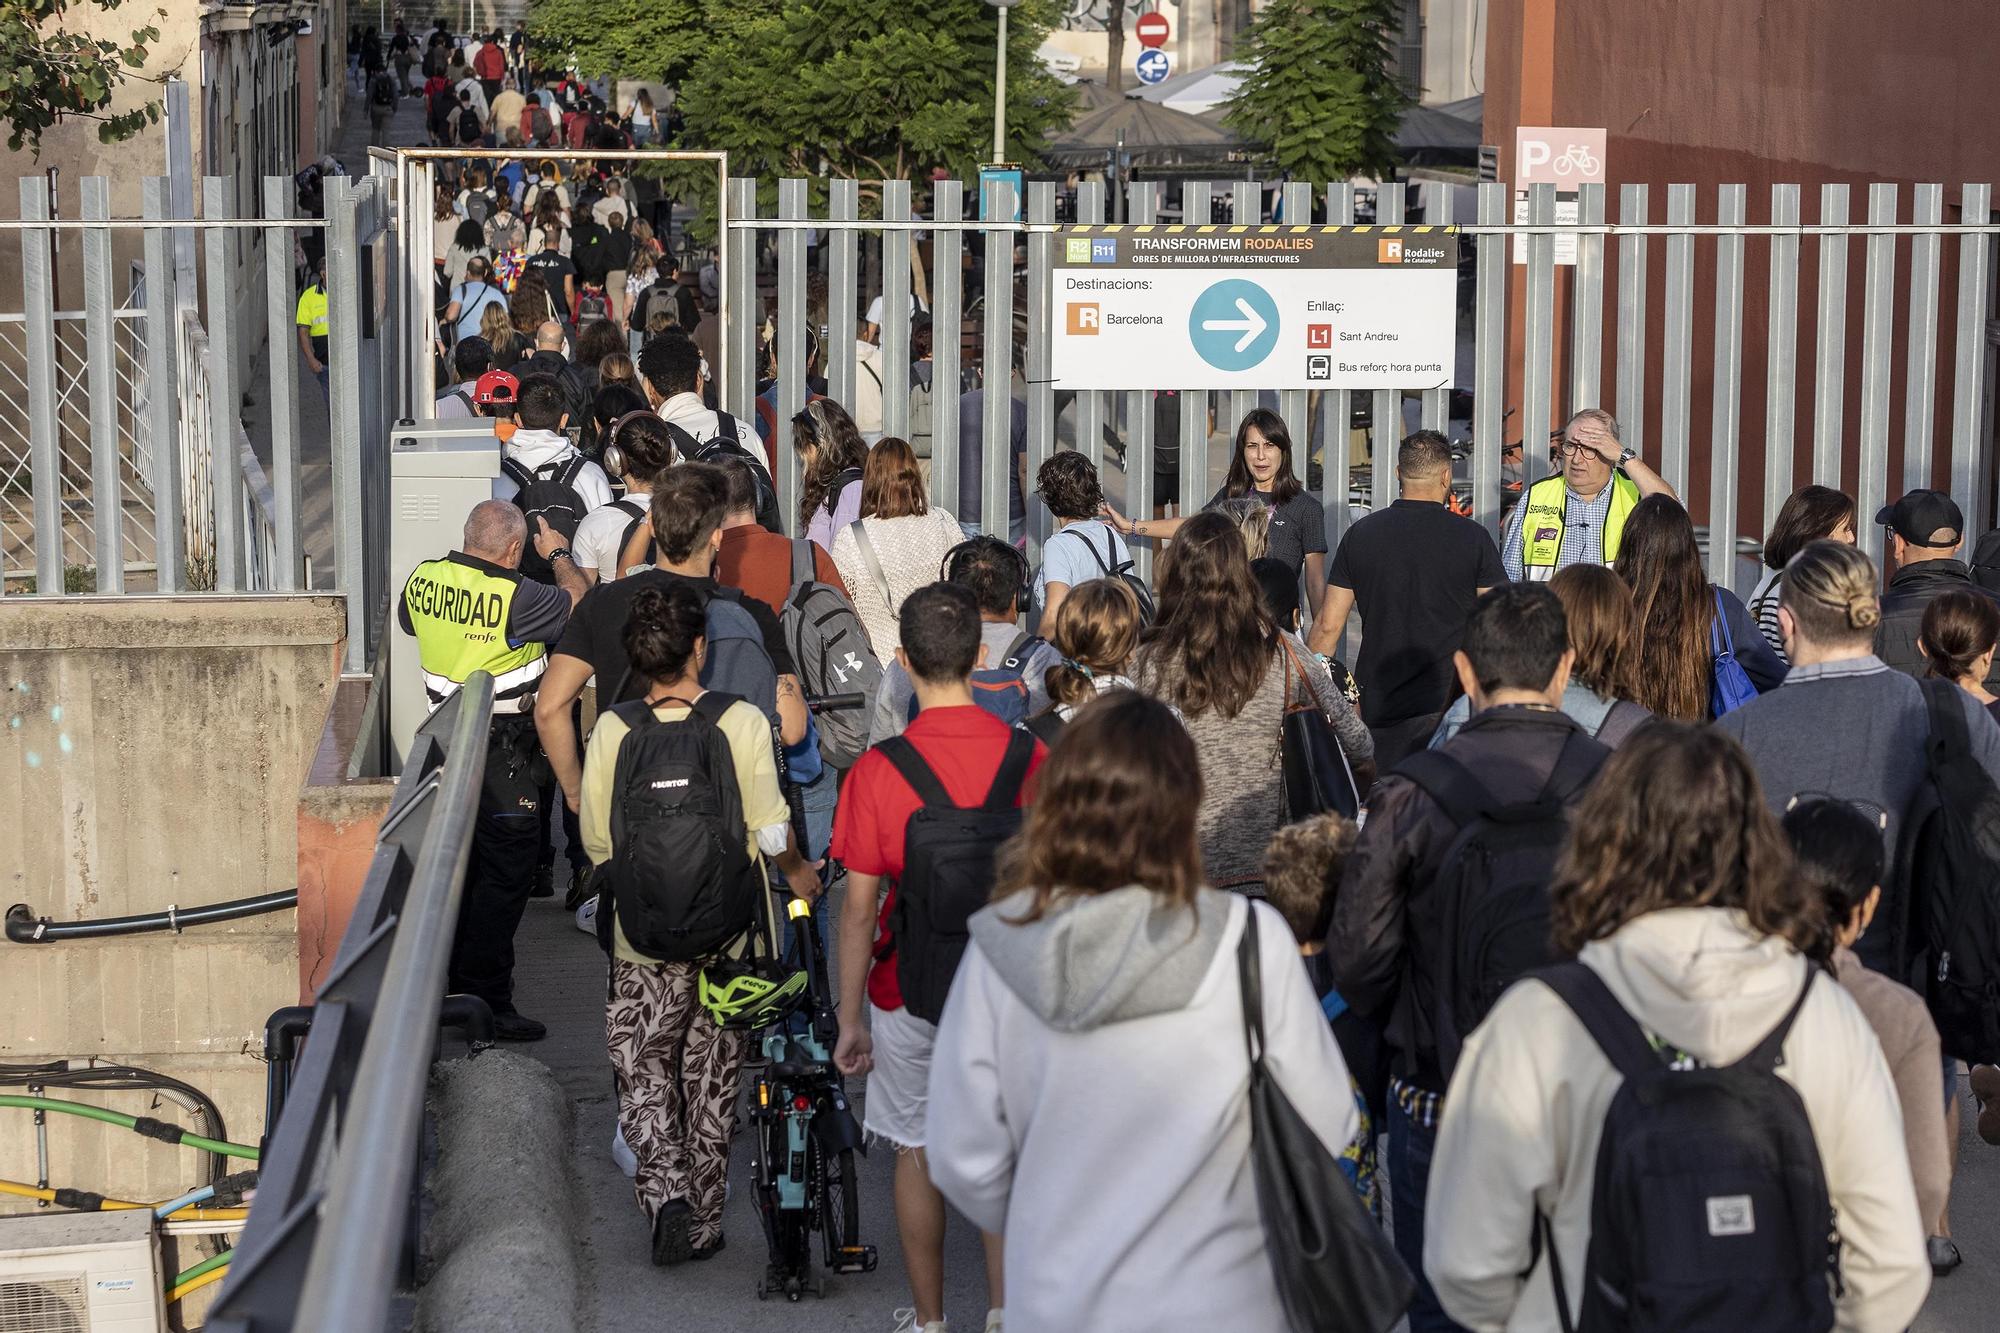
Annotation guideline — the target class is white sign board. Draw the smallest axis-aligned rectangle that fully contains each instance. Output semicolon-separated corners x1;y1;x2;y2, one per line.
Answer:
1511;126;1606;268
1513;193;1582;266
1050;227;1459;391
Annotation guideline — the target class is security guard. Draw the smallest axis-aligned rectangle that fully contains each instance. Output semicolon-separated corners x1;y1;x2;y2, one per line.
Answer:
400;499;589;1040
294;254;331;400
1500;407;1674;582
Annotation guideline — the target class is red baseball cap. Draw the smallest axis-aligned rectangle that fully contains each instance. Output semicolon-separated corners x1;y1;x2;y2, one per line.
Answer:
473;369;519;406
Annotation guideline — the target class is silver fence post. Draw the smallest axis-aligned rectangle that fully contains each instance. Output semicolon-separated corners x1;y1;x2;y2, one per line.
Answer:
725;177;758;421
1856;183;1898;568
1659;183;1695;500
1903;183;1944;491
1811;184;1851;487
882;179;913;441
1230;178;1262;433
1071;181;1105;477
1329;184;1360;549
1615;184;1649;460
981;177;1018;544
81;177;124;593
1763;183;1802;533
1951;184;1992;529
933;181;965;515
19;179;62;593
1025;180;1056;563
1521;182;1556;490
1708;184;1747;590
327;175;366;671
827;179;859;413
1418;183;1453;434
1372;181;1406;512
1281;180;1315;446
165;79;198;307
143;178;185;593
415;159;438;417
204;178;245;593
1125;181;1158;581
1472;182;1508;542
1178;180;1213;519
264;176;303;591
1569;182;1606;415
776;178;808;527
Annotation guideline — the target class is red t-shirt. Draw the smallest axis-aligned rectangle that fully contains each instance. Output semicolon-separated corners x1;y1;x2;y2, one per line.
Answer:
715;525;849;617
830;705;1045;1012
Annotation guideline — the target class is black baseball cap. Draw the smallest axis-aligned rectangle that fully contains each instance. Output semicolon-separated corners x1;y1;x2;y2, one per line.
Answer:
1875;488;1964;546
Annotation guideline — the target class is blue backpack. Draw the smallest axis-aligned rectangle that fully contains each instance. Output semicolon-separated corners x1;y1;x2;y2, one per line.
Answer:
1709;589;1758;718
905;630;1040;728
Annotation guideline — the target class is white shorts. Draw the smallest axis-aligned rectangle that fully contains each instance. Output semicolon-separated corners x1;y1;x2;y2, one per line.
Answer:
863;1002;936;1150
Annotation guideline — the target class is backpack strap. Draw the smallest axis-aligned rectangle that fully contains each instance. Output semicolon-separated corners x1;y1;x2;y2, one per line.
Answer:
1710;586;1734;658
848;520;894;610
499;455;535;493
556;452;589;490
714;410;740;444
1531;960;1663;1084
1058;524;1113;575
1736;964;1819;1072
1922;675;1970;768
1025;709;1067;747
981;728;1038;811
1000;631;1037;671
1538;728;1608;805
1395;748;1495;831
876;735;955;809
450;387;476;413
790;537;817;590
688;690;739;728
663;419;704;464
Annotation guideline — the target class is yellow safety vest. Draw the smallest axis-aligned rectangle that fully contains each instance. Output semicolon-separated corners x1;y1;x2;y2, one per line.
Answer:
402;553;546;711
295;283;329;339
1518;473;1640;580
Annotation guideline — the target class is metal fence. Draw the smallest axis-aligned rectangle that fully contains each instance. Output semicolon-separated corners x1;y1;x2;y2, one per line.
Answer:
207;672;491;1333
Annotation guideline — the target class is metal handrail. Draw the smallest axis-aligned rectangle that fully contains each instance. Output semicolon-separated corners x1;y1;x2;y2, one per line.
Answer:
207;672;493;1332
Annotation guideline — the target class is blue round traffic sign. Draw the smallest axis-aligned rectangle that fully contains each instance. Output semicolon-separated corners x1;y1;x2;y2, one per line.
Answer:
1188;279;1280;372
1135;49;1170;85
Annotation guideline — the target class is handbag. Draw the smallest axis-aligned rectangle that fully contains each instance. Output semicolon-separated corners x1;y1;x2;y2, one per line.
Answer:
1277;638;1361;822
1238;906;1415;1333
1708;587;1758;718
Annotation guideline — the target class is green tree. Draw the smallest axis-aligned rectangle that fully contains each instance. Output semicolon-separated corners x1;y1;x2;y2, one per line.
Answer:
0;0;165;154
1222;0;1406;184
526;0;707;87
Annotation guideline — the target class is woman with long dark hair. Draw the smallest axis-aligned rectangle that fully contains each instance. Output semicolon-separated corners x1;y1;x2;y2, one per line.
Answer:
1424;724;1929;1332
1615;494;1783;720
1133;511;1370;888
1749;484;1857;655
1108;408;1330;606
795;397;868;552
1920;588;2000;725
927;691;1358;1333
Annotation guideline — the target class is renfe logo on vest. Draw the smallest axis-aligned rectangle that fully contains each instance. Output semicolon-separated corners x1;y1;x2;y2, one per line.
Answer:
407;574;506;629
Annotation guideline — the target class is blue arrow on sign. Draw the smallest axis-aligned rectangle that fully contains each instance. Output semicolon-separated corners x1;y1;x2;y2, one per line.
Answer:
1135;49;1170;85
1188;279;1281;372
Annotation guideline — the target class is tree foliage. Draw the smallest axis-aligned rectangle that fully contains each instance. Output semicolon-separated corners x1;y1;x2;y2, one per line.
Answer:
0;0;166;154
1222;0;1406;184
524;0;707;87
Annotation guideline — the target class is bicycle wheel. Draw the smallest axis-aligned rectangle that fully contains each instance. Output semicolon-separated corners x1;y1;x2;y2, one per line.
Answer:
816;1141;861;1265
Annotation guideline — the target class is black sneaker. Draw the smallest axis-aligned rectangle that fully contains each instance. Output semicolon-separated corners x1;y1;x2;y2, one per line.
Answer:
563;862;594;912
529;865;556;899
689;1233;726;1262
652;1198;694;1267
491;1009;547;1042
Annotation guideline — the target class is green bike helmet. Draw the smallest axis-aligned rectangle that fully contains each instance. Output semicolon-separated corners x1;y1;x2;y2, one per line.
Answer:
699;957;810;1030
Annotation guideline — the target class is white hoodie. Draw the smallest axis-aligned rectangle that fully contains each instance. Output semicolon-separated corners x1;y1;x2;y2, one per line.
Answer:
1426;907;1929;1333
493;428;613;512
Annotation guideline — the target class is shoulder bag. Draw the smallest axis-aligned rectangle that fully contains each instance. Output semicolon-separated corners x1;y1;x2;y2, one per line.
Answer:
1277;638;1361;822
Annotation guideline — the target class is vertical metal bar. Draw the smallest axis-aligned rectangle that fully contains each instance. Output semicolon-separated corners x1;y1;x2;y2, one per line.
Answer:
1372;181;1406;512
827;179;859;417
1281;180;1314;447
263;176;303;590
19;180;61;592
1569;182;1605;413
204;177;244;593
933;182;964;518
1615;184;1649;460
1856;183;1898;567
165;79;198;305
142;178;184;594
1812;184;1851;487
1071;182;1104;479
327;176;364;669
1522;182;1556;490
980;178;1018;543
1025;181;1056;563
1473;182;1507;539
1178;180;1213;519
723;177;757;421
1708;184;1747;590
881;179;913;441
409;158;435;419
81;178;124;593
776;179;807;528
1419;184;1454;433
1659;184;1695;500
1127;182;1158;580
1763;184;1801;534
1230;179;1261;432
1951;184;1992;529
1903;183;1944;490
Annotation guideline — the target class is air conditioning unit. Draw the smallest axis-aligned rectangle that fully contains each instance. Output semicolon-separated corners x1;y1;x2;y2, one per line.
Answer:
0;1210;164;1333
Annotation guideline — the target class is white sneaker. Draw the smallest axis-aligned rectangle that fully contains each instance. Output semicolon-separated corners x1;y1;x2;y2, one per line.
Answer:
575;897;599;935
610;1123;638;1178
890;1311;947;1333
984;1311;1003;1333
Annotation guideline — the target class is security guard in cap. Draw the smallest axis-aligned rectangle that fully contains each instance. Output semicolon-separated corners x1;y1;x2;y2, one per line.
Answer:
400;499;589;1040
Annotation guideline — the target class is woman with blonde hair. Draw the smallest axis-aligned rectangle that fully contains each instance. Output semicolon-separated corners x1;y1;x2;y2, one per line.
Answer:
480;299;525;370
1028;578;1149;742
1215;495;1272;562
830;436;965;654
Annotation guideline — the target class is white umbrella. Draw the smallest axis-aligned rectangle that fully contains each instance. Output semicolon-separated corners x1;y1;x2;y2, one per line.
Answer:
1126;60;1249;116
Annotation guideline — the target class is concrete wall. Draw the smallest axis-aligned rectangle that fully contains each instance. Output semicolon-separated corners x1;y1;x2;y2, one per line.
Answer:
0;595;344;1201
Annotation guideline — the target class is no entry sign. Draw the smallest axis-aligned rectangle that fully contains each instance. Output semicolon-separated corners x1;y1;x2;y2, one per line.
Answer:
1135;12;1169;48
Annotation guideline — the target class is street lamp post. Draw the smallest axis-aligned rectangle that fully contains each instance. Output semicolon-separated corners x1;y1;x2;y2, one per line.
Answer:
986;0;1020;164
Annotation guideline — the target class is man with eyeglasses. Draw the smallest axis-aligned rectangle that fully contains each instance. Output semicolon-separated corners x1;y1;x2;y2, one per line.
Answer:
1500;408;1674;582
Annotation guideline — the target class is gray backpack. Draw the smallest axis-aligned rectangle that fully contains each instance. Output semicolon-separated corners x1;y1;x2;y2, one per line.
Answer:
780;539;881;768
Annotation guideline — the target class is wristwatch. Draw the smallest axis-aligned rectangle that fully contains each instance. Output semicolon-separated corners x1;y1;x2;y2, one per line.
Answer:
1617;447;1636;465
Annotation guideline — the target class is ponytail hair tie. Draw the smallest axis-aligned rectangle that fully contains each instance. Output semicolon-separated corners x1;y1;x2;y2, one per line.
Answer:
1059;655;1094;680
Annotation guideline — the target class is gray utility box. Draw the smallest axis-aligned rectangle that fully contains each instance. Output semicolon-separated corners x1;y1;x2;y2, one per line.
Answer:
386;419;504;768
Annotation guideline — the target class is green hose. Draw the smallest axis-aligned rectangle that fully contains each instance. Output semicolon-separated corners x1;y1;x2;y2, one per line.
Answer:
0;1094;259;1161
169;1249;233;1290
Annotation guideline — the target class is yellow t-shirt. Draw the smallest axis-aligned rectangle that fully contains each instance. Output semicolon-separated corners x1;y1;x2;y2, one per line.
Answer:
295;283;329;338
579;692;789;964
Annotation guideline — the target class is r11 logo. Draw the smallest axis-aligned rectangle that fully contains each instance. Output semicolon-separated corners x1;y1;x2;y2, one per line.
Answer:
1090;238;1117;263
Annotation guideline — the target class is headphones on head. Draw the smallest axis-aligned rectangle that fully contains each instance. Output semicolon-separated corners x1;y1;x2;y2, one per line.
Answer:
601;409;661;480
942;537;1031;616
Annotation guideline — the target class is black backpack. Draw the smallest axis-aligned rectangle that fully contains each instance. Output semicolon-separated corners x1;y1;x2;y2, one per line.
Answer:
1051;523;1155;625
1533;961;1839;1333
609;497;652;577
880;730;1037;1023
457;105;483;144
501;453;591;582
371;76;396;109
666;413;784;535
599;694;759;962
1398;729;1608;1079
1905;679;2000;1062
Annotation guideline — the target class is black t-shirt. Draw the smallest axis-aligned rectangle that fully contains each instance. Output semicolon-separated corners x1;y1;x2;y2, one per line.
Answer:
1204;485;1327;576
1328;498;1506;726
524;249;576;292
552;569;796;705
